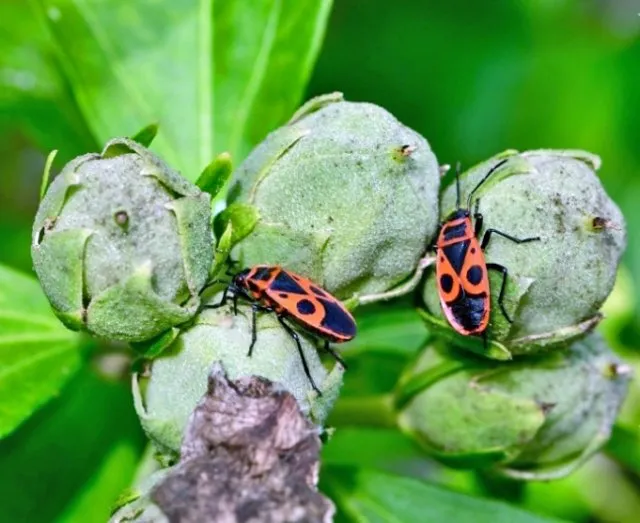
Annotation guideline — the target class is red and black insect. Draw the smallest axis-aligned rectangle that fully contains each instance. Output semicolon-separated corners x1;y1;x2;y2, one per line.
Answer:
435;159;540;342
207;265;356;394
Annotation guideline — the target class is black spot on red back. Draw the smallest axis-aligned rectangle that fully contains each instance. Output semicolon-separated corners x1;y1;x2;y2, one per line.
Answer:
440;274;454;293
296;299;316;315
466;265;483;285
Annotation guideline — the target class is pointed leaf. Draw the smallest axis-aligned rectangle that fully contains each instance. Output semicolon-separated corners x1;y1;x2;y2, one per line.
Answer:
196;152;233;198
131;122;159;148
39;149;58;201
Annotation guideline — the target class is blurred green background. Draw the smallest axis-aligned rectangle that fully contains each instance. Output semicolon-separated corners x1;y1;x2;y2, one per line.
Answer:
1;1;640;522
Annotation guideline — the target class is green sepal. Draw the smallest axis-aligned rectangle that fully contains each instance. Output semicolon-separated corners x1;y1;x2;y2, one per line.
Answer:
130;327;181;359
287;91;344;124
167;193;214;295
398;368;547;466
86;263;199;342
31;229;93;330
417;309;512;361
101;137;198;197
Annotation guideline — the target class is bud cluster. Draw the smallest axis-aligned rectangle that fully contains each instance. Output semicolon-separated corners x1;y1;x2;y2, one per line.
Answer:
32;95;629;480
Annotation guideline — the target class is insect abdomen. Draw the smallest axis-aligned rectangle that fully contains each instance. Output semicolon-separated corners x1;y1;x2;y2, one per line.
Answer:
449;293;487;332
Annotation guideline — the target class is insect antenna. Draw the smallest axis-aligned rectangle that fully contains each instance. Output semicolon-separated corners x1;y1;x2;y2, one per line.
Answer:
466;158;509;211
455;161;462;209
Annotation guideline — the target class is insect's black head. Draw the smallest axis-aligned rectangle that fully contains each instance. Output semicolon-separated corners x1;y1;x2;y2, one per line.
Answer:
232;268;251;290
445;208;470;222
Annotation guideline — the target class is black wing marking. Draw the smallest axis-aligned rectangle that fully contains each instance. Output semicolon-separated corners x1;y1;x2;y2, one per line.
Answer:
253;266;276;281
442;240;470;274
449;294;487;330
270;271;307;294
318;297;356;337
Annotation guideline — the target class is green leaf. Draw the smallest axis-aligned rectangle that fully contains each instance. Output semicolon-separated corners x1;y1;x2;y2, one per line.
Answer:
605;423;640;474
0;2;97;160
346;304;429;357
196;151;233;198
322;468;564;523
130;122;159;147
0;264;85;438
34;0;334;179
213;203;259;246
0;367;146;523
322;428;426;471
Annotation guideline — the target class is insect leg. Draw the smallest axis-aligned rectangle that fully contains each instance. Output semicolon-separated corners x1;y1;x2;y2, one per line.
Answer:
473;199;484;237
481;229;540;251
321;340;348;370
247;303;274;357
486;262;513;323
248;304;259;357
277;316;322;396
202;287;230;309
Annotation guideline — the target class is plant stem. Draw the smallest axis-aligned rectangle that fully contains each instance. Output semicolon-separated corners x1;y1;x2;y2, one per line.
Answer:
328;393;397;429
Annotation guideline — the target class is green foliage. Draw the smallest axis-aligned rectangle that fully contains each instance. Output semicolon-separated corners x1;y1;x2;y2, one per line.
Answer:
0;264;85;438
605;424;640;474
2;1;640;522
213;202;260;246
32;0;333;179
322;468;562;523
195;151;233;198
0;367;145;523
0;1;96;160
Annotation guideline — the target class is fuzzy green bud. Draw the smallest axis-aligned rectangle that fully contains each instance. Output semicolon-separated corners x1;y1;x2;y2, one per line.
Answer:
422;150;625;355
32;138;213;342
134;304;344;459
397;333;630;479
228;93;440;300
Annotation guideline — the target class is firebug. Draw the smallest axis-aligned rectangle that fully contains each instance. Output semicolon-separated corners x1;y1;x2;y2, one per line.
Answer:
435;158;540;343
207;265;355;394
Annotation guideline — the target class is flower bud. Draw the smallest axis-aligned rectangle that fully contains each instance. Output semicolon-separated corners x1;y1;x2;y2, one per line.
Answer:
133;304;344;458
32;138;213;342
397;333;630;479
228;93;440;300
422;150;626;354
